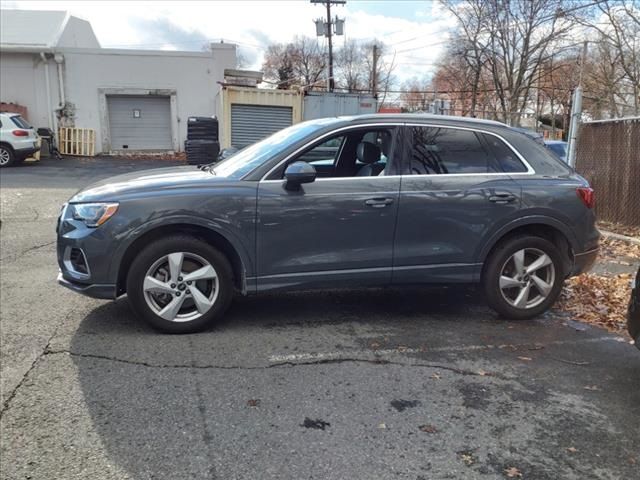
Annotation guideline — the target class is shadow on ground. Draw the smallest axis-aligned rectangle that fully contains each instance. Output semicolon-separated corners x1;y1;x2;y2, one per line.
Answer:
67;288;640;480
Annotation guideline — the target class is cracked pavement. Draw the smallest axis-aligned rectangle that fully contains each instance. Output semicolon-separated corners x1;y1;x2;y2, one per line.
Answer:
1;157;639;480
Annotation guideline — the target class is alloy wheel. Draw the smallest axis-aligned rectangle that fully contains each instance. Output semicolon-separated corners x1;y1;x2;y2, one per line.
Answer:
143;252;219;322
0;148;11;166
498;248;556;310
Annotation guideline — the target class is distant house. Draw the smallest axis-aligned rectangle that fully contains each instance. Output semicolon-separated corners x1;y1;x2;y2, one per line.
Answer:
0;9;236;153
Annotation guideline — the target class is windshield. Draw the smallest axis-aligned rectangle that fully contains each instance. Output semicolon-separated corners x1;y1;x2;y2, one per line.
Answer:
212;118;340;179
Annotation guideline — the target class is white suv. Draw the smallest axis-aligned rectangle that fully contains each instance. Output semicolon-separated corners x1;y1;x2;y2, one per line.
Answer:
0;112;40;167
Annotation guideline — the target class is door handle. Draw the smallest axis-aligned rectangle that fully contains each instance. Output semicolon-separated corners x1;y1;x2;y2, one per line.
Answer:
488;194;516;204
365;197;394;208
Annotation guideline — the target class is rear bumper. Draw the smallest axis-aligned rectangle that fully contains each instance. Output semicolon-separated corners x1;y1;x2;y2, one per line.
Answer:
14;145;40;158
57;272;116;300
570;247;599;276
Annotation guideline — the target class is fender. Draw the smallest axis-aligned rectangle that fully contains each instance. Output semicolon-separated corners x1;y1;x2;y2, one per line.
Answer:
475;213;580;265
108;213;255;288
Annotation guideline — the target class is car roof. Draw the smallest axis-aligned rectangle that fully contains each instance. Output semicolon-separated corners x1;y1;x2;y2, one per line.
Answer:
544;140;567;144
0;112;20;117
338;113;509;128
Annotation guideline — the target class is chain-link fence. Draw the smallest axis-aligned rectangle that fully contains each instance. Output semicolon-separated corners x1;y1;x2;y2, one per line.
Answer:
575;117;640;227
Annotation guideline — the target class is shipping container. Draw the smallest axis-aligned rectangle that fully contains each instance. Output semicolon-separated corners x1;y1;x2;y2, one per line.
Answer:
303;92;377;121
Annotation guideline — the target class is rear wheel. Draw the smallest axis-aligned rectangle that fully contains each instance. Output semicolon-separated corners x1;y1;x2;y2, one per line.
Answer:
483;236;565;319
0;145;15;167
126;236;234;333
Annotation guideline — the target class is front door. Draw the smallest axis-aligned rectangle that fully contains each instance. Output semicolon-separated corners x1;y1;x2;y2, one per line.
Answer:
256;126;401;291
392;125;525;284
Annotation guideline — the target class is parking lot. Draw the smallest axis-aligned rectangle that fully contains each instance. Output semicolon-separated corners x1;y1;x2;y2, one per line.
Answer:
1;157;639;480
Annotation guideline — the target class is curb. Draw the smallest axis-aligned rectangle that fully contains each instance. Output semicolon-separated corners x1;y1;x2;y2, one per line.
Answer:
600;230;640;246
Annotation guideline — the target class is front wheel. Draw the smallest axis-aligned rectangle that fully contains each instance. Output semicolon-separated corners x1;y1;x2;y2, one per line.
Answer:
126;236;234;333
483;236;565;319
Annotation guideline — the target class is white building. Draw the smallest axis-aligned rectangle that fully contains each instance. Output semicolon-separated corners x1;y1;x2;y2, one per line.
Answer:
0;9;236;153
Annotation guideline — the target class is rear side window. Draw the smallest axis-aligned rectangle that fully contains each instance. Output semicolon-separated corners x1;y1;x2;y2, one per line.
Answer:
10;116;32;129
481;134;528;173
409;126;498;174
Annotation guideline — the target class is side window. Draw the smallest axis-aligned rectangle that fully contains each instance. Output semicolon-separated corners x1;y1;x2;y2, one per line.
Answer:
409;127;497;175
271;127;396;179
482;134;528;173
10;116;32;129
296;136;345;172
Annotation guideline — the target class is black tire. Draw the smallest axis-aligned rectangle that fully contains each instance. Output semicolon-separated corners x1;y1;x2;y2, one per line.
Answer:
482;235;565;320
0;145;15;167
126;235;234;333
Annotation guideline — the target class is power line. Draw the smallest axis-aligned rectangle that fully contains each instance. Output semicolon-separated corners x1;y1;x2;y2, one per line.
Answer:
386;0;607;59
388;26;455;47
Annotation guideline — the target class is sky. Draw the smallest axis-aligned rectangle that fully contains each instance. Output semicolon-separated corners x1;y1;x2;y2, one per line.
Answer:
0;0;457;85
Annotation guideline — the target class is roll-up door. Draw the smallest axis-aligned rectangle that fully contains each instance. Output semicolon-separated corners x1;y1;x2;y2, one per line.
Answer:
230;104;292;148
107;95;172;150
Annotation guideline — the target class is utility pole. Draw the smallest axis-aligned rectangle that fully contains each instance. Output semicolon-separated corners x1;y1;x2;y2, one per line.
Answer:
371;43;378;97
312;0;345;92
567;41;588;168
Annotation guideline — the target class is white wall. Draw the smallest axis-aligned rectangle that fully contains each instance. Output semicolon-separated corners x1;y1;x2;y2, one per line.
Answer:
0;52;61;129
57;16;100;48
62;45;236;152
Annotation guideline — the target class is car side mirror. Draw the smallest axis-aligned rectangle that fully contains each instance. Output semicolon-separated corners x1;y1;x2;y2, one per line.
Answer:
284;161;316;190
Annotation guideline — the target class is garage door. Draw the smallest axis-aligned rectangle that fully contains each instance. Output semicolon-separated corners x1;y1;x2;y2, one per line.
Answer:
107;96;172;150
231;104;292;149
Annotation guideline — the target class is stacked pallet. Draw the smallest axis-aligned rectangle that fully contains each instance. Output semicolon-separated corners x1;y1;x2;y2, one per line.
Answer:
59;128;96;156
185;117;219;165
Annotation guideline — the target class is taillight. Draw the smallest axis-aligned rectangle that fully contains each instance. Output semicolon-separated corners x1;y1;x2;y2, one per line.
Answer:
576;187;595;209
12;130;29;137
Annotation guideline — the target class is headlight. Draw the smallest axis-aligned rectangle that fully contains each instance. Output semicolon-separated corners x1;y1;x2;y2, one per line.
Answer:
72;202;119;227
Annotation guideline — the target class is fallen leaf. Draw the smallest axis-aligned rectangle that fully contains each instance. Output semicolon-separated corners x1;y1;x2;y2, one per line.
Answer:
556;271;635;335
477;369;489;376
567;447;578;453
418;424;438;434
247;399;260;407
517;356;533;361
431;373;441;380
584;385;600;391
504;466;523;478
460;453;474;465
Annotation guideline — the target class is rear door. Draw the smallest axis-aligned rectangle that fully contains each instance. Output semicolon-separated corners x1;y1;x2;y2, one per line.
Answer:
392;125;527;284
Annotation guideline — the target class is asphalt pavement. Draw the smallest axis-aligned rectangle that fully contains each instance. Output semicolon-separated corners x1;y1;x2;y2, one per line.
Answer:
1;156;639;480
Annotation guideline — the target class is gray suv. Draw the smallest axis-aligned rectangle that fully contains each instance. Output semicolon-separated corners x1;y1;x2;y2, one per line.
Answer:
57;115;599;333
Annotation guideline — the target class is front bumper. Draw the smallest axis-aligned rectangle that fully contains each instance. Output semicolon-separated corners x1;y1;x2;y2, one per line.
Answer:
57;272;116;299
570;247;599;276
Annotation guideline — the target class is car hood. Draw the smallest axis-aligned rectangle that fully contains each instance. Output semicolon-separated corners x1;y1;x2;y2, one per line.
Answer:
70;166;231;202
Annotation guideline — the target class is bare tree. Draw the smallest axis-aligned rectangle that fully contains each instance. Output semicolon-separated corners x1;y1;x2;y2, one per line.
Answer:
440;0;491;117
289;36;327;89
487;0;577;125
399;78;432;112
262;43;296;89
442;0;579;125
335;40;367;92
261;36;326;90
580;0;640;115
